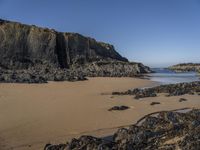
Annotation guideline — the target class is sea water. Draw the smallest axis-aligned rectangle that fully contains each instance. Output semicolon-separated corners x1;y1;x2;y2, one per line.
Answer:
148;68;200;84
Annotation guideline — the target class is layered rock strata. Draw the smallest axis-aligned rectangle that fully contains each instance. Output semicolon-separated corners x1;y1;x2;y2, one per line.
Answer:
0;19;151;83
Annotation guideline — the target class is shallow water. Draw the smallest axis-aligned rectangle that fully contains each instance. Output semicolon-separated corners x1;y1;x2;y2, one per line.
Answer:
148;68;200;84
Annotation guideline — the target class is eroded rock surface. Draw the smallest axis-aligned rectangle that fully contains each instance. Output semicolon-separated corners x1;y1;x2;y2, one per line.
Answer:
169;63;200;73
0;19;151;83
45;109;200;150
112;81;200;99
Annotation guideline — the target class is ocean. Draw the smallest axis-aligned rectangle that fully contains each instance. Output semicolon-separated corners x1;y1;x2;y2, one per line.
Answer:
148;68;200;84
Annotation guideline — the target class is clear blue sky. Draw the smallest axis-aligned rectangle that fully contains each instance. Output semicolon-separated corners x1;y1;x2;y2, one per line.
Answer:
0;0;200;67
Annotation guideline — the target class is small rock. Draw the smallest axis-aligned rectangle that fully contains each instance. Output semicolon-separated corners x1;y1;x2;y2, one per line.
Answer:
150;102;160;106
108;106;129;111
179;98;187;102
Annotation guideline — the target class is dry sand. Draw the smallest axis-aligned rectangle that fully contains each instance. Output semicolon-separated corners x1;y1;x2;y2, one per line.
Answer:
0;77;199;150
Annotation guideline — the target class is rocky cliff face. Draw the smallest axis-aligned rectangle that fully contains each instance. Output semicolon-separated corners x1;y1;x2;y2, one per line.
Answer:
0;19;151;83
169;63;200;73
0;19;127;69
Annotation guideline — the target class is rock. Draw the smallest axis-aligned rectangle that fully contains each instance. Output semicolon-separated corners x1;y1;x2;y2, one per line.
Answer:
72;61;151;77
0;19;127;70
113;109;200;149
178;126;200;150
45;109;200;150
135;89;157;99
0;19;152;83
113;81;200;98
169;63;200;73
0;69;48;83
45;136;114;150
150;102;161;105
179;98;187;102
44;143;67;150
108;106;130;111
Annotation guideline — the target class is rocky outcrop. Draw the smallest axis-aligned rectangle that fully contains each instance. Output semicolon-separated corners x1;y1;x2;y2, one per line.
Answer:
44;108;200;150
0;66;87;83
72;61;151;77
0;19;151;83
0;19;127;69
169;63;200;73
112;81;200;99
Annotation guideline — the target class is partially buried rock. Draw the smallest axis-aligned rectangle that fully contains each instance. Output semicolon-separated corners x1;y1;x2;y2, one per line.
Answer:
108;105;129;111
179;98;187;102
150;102;160;106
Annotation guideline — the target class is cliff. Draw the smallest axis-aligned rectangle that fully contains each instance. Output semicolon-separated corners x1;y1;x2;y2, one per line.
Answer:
0;19;151;83
169;63;200;73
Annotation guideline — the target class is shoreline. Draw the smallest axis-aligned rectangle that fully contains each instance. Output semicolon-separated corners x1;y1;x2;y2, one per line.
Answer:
0;77;200;149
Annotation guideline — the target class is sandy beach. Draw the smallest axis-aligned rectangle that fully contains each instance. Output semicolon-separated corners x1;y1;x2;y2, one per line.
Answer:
0;77;200;150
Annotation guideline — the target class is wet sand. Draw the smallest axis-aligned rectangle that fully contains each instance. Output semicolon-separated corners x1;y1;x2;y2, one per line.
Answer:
0;77;199;150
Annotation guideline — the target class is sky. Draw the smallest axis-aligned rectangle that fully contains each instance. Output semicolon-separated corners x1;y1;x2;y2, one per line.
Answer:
0;0;200;67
